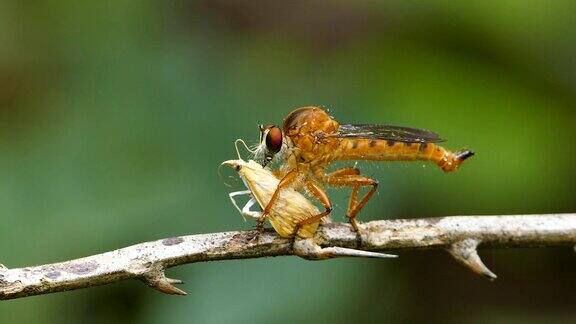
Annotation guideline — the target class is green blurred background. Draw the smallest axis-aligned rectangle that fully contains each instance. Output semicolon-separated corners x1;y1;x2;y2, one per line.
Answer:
1;1;575;323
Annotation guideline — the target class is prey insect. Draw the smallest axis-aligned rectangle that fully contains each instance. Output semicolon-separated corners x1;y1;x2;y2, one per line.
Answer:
222;140;328;238
222;140;397;259
255;106;474;235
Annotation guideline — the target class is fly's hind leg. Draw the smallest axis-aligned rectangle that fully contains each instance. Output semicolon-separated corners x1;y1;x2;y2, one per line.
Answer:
323;168;379;244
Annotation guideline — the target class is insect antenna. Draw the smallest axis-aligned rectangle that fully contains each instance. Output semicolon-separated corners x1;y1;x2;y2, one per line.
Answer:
217;164;238;188
218;138;255;188
234;138;255;160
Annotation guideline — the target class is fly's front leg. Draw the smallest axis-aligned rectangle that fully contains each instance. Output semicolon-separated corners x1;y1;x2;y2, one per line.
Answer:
256;170;300;233
291;180;332;239
323;168;378;233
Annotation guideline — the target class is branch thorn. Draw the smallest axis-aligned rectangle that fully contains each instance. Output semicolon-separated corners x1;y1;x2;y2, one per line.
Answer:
448;239;497;280
141;270;187;296
293;239;397;260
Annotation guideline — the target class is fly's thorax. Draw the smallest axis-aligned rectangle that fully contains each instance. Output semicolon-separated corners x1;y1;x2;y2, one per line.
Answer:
282;107;340;164
283;106;340;138
286;133;340;165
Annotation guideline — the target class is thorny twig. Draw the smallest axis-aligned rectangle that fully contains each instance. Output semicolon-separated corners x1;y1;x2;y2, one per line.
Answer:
1;214;575;300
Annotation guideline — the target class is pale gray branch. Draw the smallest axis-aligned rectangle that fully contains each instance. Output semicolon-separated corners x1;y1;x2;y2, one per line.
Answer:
1;213;575;300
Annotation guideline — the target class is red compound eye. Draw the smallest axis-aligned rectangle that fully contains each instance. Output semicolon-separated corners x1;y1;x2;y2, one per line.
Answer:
265;126;283;153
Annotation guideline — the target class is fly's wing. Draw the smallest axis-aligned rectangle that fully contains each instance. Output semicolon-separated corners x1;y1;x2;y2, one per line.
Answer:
334;124;445;143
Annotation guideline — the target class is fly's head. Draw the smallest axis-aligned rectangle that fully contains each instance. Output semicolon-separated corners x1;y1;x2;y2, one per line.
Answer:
255;124;287;167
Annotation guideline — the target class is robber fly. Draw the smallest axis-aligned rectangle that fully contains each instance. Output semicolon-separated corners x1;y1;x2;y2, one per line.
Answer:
222;140;328;238
254;106;473;234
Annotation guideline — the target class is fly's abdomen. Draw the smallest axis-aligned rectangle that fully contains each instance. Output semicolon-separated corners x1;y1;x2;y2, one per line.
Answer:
336;138;429;160
335;138;473;172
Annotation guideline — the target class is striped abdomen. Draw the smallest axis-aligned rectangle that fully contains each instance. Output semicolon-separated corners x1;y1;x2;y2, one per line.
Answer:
334;138;473;172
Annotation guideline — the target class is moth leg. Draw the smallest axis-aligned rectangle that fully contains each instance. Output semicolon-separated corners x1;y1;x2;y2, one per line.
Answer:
240;197;261;220
229;190;262;220
291;180;332;238
257;170;300;232
228;190;259;221
323;170;378;234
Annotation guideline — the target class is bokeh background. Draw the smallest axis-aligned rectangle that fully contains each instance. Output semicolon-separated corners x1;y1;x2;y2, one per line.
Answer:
1;1;575;323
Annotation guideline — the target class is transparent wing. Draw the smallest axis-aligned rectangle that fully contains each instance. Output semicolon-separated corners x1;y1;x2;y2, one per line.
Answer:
333;124;445;143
